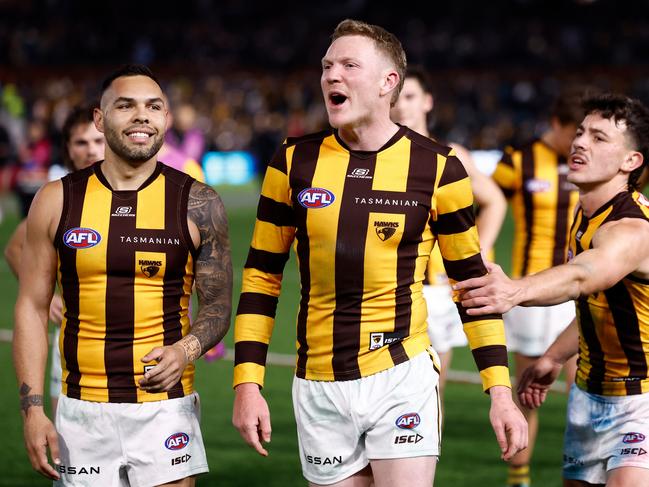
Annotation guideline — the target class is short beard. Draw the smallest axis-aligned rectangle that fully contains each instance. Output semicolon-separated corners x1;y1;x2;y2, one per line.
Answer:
104;125;164;163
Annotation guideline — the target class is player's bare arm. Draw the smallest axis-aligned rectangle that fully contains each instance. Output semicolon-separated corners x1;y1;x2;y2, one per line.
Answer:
455;217;649;315
517;319;579;410
139;181;232;392
4;219;26;278
451;143;507;253
13;181;62;480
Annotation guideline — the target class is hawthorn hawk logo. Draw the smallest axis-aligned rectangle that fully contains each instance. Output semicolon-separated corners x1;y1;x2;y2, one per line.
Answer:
139;259;162;278
374;221;399;241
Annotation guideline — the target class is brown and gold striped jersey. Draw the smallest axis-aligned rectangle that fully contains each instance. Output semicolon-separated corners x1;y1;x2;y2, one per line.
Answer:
234;126;509;391
571;191;649;396
493;140;579;277
55;162;197;403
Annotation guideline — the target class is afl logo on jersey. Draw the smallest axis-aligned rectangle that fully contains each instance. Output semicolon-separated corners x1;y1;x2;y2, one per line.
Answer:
63;227;101;249
298;188;335;209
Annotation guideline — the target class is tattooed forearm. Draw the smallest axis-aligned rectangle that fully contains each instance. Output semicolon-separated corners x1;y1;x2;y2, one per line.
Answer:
187;182;233;356
177;335;202;362
19;383;43;414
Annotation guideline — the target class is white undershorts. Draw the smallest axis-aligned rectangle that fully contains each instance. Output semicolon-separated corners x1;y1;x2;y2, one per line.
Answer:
504;301;575;357
54;392;208;486
563;384;649;484
423;284;467;354
292;350;441;485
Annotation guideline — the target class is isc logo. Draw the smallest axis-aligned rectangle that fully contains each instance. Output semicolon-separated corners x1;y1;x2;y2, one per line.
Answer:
63;228;101;249
165;432;190;450
298;188;335;209
171;454;192;465
396;413;421;430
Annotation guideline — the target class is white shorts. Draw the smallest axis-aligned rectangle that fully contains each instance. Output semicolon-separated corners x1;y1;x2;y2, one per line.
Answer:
292;350;441;485
423;284;467;354
50;327;62;399
563;384;649;483
54;392;208;487
504;301;575;357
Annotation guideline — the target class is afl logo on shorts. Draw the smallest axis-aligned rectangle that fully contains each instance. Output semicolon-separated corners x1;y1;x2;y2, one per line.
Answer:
63;227;101;249
165;432;190;450
298;188;335;209
396;413;421;430
623;432;646;444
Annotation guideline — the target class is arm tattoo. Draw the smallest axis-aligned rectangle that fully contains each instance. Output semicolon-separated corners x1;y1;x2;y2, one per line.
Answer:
187;182;233;357
19;382;43;414
178;335;202;362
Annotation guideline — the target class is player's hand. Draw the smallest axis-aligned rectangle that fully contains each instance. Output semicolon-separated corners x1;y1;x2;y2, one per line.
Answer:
49;294;63;325
488;385;528;461
23;409;60;480
232;383;272;457
138;344;188;392
453;262;521;315
517;355;563;409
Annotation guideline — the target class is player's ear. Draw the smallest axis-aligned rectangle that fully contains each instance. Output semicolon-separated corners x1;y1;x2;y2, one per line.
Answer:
381;70;400;99
623;150;643;173
93;107;105;134
424;93;434;112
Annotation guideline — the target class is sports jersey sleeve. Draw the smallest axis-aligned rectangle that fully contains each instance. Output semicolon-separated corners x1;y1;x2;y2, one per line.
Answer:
433;154;511;392
233;144;296;388
491;147;518;199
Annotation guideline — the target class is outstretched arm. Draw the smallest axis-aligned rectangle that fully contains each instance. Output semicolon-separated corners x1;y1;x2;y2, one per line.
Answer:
139;181;232;392
456;218;649;315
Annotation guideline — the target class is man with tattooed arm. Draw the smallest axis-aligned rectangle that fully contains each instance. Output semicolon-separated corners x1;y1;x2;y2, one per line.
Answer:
13;64;232;486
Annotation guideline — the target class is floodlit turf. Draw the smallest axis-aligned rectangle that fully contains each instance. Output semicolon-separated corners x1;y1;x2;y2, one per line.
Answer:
0;188;569;486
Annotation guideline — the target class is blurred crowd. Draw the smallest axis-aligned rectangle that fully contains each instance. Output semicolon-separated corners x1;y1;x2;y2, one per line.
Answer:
3;0;649;215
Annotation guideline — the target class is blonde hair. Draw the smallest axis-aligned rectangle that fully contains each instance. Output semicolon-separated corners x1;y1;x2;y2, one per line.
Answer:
332;19;406;105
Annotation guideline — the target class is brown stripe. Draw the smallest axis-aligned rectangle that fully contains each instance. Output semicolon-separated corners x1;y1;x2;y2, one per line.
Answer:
391;140;437;365
437;155;467;186
290;137;323;377
471;344;508;370
162;174;190;399
105;192;138;403
268;144;288;174
236;292;279;317
234;341;269;366
520;144;535;276
442;253;485;282
331;151;374;380
58;174;88;399
552;155;571;266
436;205;474;235
604;281;646;395
257;195;294;227
578;297;604;395
454;303;501;323
245;248;290;275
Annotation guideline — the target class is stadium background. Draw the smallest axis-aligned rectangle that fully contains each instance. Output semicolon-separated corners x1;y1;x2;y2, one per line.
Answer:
1;0;648;485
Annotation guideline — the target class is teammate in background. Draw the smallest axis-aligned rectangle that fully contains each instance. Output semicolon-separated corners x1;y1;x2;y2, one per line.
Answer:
232;19;526;487
13;64;232;485
5;104;104;417
491;90;585;487
390;66;507;399
457;93;649;487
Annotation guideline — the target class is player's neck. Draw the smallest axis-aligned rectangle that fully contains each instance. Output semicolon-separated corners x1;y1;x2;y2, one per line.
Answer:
101;153;159;191
579;177;630;217
337;118;400;151
541;130;568;157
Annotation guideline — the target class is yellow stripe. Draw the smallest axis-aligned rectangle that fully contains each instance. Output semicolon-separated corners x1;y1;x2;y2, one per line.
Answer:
372;137;410;192
136;174;165;229
180;257;195;396
241;267;282;297
463;320;507;349
133;251;167;402
234;315;275;344
436;176;473;215
251;220;295;254
479;365;511;391
234;363;269;388
261;165;292;205
438;227;480;261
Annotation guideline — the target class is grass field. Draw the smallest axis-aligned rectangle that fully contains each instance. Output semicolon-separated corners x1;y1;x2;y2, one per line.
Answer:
0;186;568;486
